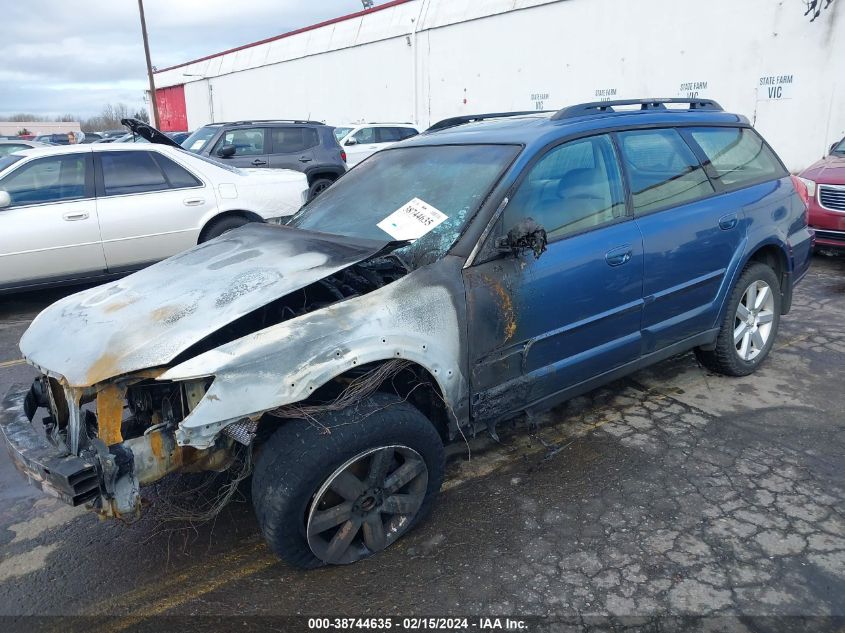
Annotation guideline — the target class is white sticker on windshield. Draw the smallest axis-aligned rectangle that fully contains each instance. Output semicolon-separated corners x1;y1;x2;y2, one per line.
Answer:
377;198;448;241
190;140;206;151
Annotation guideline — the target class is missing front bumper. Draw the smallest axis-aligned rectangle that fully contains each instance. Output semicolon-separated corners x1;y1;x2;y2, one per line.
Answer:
0;384;100;506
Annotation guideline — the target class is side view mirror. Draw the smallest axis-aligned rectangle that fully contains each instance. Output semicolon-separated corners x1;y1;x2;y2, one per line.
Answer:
0;190;10;209
217;144;236;158
495;218;548;259
345;138;357;146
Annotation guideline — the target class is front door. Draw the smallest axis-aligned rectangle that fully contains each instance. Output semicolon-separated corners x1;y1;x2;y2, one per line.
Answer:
344;127;380;166
464;134;644;421
0;152;105;288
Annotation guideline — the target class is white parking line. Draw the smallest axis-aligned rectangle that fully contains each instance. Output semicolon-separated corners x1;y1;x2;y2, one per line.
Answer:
0;358;26;370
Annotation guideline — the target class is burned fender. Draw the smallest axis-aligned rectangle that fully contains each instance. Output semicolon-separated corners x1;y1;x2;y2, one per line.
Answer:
161;257;470;449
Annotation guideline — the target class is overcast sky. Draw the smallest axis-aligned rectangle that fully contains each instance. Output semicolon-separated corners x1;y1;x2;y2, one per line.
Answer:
0;0;389;119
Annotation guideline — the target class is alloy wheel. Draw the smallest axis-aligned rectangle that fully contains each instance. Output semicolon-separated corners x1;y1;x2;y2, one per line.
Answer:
306;445;428;564
734;279;776;361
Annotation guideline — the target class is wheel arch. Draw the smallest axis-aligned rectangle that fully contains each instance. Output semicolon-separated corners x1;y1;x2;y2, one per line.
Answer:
257;359;454;443
305;168;343;186
198;210;263;243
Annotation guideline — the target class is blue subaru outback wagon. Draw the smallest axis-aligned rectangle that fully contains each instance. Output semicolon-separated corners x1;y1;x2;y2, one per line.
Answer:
2;99;813;568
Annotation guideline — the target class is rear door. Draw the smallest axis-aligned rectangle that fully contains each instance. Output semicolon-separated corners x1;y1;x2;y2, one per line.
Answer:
618;127;741;353
267;126;320;170
464;134;644;417
0;151;105;288
210;127;269;169
94;149;213;270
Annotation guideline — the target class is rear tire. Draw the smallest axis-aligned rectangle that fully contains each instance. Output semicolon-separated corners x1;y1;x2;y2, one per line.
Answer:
200;216;252;242
695;262;781;377
307;178;334;201
252;394;445;569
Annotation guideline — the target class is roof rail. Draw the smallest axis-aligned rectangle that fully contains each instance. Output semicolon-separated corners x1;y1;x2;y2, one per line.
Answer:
426;111;552;133
229;119;325;126
551;98;723;120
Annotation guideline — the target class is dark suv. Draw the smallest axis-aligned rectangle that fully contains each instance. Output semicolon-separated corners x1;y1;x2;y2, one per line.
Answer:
179;120;347;199
4;99;813;569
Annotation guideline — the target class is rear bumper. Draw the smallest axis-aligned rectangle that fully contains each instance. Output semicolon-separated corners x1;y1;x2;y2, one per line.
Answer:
0;385;99;506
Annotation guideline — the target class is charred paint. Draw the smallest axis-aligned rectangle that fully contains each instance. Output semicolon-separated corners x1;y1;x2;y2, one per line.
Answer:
482;274;517;341
95;384;125;446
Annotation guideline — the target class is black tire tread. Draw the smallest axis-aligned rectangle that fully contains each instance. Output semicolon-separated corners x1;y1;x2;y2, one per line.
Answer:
252;393;445;569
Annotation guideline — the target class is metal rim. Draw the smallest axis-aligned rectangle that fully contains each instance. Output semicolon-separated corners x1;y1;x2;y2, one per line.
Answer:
306;445;428;565
734;279;776;361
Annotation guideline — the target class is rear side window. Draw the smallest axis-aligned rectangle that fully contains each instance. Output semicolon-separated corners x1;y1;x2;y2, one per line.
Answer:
152;153;202;188
618;129;714;214
504;134;626;241
688;127;784;190
271;127;319;153
101;151;168;196
376;127;413;142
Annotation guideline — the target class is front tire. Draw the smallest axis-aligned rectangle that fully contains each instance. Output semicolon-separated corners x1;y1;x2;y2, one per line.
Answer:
695;262;781;376
252;394;445;569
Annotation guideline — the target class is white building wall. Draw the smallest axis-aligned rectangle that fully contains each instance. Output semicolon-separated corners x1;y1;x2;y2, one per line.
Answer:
155;0;844;171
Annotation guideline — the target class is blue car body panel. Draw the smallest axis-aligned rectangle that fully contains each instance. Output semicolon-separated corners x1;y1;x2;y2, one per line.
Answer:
414;106;814;425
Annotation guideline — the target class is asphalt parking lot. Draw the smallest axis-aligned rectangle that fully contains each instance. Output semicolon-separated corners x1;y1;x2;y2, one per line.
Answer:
0;255;844;631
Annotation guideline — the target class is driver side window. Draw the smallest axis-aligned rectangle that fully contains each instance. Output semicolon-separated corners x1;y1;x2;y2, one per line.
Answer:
502;134;626;242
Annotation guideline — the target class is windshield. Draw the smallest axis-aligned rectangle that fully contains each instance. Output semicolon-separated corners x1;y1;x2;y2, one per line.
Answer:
833;138;845;154
289;144;519;268
0;154;24;174
181;126;219;153
333;127;353;141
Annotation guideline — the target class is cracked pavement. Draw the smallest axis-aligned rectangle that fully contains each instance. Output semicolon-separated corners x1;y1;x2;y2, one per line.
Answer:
0;256;843;631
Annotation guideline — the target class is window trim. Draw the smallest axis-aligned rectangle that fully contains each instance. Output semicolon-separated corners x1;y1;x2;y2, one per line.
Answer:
680;126;789;196
149;151;204;190
0;152;95;210
94;150;203;199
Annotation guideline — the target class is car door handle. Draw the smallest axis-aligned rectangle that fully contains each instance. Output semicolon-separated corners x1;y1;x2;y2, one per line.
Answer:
251;159;267;166
183;198;205;206
298;156;312;163
62;211;89;221
605;245;633;267
719;213;738;230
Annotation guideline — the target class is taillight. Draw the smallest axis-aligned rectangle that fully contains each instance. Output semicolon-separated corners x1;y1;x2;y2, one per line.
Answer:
790;175;810;225
340;149;347;163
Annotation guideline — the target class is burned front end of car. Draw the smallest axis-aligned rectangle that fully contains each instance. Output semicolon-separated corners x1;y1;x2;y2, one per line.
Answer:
1;371;233;518
1;223;467;521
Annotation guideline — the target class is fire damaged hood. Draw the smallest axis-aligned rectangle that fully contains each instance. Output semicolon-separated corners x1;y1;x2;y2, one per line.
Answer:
20;224;391;387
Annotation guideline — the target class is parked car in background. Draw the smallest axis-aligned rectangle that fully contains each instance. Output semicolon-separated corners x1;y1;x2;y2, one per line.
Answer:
0;142;307;293
333;123;419;166
0;140;50;157
100;130;127;139
34;133;74;145
166;131;191;144
1;98;812;570
163;118;346;200
798;137;845;249
79;132;102;144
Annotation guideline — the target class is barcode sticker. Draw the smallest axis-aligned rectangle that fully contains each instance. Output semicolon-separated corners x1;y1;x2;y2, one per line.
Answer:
376;198;448;241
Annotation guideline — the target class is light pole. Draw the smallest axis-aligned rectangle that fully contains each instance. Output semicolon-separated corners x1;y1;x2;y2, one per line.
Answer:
137;0;160;128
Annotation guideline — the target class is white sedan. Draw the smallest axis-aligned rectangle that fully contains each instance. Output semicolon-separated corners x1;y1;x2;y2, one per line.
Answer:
333;123;419;166
0;143;308;293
